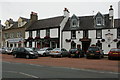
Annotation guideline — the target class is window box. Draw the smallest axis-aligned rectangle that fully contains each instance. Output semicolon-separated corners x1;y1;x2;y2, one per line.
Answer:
113;39;118;42
65;39;71;42
101;39;105;42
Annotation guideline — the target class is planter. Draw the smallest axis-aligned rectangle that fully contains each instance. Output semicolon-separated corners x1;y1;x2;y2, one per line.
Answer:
113;39;118;42
101;39;105;42
65;39;71;42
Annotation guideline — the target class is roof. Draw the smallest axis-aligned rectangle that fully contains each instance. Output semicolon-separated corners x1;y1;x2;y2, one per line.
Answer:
20;17;29;21
63;14;111;31
114;19;120;28
26;16;64;31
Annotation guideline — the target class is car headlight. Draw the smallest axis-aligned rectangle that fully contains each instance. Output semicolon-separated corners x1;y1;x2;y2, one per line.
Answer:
29;52;34;54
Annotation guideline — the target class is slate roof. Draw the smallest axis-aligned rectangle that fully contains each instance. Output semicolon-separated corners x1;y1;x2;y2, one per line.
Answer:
114;19;120;28
3;18;30;31
26;16;64;31
63;14;111;31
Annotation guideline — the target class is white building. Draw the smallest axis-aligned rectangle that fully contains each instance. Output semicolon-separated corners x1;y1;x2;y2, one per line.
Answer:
0;20;3;48
25;8;69;48
62;5;120;54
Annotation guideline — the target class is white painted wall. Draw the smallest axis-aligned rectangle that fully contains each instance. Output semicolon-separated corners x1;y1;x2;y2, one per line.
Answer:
63;31;71;51
89;30;97;45
40;30;46;38
50;28;58;38
25;31;29;39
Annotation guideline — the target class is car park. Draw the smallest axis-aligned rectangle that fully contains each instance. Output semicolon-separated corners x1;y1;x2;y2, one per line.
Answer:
69;48;84;58
49;48;69;58
37;47;53;57
108;48;120;60
86;46;104;59
12;47;39;59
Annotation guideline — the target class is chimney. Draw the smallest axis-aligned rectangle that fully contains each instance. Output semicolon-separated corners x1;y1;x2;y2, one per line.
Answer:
64;8;70;17
30;12;38;22
109;5;114;28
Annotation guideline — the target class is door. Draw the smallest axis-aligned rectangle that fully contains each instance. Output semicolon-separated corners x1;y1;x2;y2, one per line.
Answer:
82;41;90;54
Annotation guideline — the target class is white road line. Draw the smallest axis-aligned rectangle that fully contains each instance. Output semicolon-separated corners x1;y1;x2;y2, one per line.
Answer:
3;71;39;78
3;61;120;75
19;72;39;78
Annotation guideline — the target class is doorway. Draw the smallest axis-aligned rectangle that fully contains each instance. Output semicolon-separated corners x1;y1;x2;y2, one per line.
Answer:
82;41;90;54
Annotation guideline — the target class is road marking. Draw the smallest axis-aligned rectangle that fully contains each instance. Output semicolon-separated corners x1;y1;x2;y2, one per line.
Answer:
3;61;120;75
19;72;39;78
3;71;39;78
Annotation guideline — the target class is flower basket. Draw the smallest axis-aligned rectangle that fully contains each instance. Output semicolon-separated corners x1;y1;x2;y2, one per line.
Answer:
65;39;71;42
44;36;50;39
35;36;41;39
101;39;105;42
113;39;118;42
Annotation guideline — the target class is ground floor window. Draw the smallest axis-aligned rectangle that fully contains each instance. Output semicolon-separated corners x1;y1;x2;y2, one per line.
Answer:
18;43;21;47
71;41;76;49
29;41;32;47
117;41;120;48
10;44;13;47
51;42;56;48
96;40;102;49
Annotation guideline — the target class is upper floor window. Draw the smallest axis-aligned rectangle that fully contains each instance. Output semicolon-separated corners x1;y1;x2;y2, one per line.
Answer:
96;30;102;39
36;30;40;37
96;17;102;25
83;30;88;38
70;14;79;28
46;29;50;36
71;31;76;39
4;33;8;39
29;31;32;37
117;29;120;39
10;33;14;38
18;22;23;27
17;32;22;38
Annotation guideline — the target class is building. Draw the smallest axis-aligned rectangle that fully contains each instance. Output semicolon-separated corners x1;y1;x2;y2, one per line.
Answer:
2;12;37;48
25;8;69;48
0;20;3;48
62;5;120;54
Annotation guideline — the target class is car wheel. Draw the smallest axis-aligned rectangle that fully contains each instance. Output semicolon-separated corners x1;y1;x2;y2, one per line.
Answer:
14;54;18;58
78;54;81;58
98;55;102;59
60;54;63;58
26;55;30;59
43;53;46;57
108;56;112;60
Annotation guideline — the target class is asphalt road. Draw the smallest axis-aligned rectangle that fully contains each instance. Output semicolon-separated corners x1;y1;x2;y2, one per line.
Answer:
2;61;119;79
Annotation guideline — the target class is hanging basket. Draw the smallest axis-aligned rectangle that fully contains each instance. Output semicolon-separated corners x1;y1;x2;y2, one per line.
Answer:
113;39;118;42
65;39;71;42
101;39;105;42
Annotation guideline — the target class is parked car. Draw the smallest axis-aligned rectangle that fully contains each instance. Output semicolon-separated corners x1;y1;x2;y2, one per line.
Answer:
37;47;53;56
86;46;104;59
49;48;69;57
69;48;84;58
108;48;120;60
12;47;39;59
1;47;8;54
6;47;14;55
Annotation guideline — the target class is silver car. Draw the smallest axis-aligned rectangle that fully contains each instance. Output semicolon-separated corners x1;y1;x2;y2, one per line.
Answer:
49;48;69;58
37;47;53;56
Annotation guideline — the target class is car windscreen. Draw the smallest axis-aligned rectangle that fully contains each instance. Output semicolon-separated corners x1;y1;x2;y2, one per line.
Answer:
88;47;99;51
110;49;120;52
53;48;61;51
25;48;33;52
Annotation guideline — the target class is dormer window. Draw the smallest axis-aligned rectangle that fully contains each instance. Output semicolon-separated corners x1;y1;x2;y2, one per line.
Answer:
18;22;23;27
96;17;102;25
70;14;79;28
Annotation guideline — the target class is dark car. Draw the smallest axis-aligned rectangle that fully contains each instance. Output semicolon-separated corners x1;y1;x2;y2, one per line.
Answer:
86;46;104;59
12;47;39;59
108;48;120;60
69;48;84;58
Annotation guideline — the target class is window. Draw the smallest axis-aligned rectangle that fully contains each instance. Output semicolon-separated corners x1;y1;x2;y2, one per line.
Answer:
17;32;22;38
96;30;102;39
18;22;23;27
96;17;102;25
46;29;50;36
83;30;88;38
36;30;40;37
29;31;32;37
71;41;76;49
117;29;120;39
4;33;8;39
71;31;76;39
10;33;14;38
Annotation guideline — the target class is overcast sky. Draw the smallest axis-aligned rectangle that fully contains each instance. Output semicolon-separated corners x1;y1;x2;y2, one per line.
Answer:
0;0;119;25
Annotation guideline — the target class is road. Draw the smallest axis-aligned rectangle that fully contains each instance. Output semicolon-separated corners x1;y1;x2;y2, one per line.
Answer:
2;61;119;78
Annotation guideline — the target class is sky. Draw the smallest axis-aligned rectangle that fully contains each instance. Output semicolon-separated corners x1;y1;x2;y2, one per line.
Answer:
0;0;120;25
